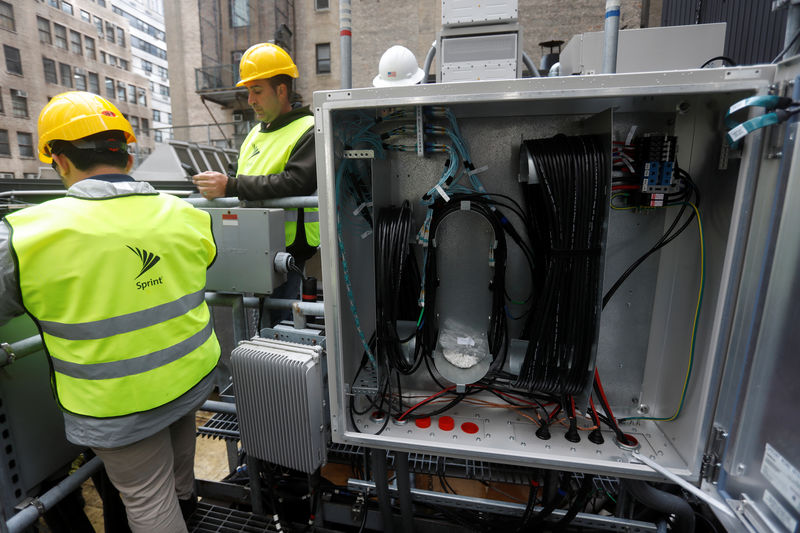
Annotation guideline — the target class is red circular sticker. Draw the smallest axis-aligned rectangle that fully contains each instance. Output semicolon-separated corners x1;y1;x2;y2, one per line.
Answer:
438;416;455;431
101;110;116;117
461;422;479;434
415;417;431;429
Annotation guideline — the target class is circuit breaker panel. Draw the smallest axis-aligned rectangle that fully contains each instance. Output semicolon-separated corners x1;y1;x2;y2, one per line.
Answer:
314;66;777;482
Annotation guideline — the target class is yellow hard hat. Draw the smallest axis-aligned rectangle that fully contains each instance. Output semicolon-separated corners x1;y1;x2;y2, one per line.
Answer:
37;91;136;163
236;43;298;87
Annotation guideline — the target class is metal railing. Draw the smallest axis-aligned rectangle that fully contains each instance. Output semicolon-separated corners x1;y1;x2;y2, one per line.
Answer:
195;64;241;91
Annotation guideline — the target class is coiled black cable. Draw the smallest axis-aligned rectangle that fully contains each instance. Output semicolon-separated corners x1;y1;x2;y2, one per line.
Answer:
516;135;609;395
418;194;509;375
375;201;421;374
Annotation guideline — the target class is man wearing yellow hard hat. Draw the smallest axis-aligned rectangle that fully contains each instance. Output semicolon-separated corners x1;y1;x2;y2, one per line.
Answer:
193;43;318;326
0;91;221;533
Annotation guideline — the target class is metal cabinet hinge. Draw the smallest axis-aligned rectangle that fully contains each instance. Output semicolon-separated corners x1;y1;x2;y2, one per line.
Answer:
702;425;728;484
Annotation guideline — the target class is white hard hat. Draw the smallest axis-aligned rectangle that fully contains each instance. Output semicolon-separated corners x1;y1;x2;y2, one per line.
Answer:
373;45;426;87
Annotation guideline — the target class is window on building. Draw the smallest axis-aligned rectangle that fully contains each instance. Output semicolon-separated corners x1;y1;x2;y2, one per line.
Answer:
315;43;331;74
141;117;149;136
152;109;160;122
48;0;59;7
85;35;95;60
94;16;103;38
43;57;58;83
127;84;136;104
0;130;8;156
69;30;82;54
88;71;98;93
116;27;124;47
154;130;162;143
96;0;106;7
4;45;21;75
315;0;329;10
159;84;169;97
130;36;167;60
0;1;15;32
74;71;86;90
105;21;114;43
11;90;28;118
167;112;172;124
61;1;73;15
0;88;3;113
104;76;114;98
158;65;168;80
116;81;125;100
129;115;138;133
17;132;33;158
0;172;14;179
141;58;152;73
137;87;146;106
54;23;67;49
37;17;52;44
230;0;248;27
80;9;91;23
119;58;128;70
23;173;38;179
59;62;72;87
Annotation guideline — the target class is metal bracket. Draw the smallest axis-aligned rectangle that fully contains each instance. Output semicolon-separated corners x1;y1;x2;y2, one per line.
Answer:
14;497;45;516
702;425;728;484
0;343;14;366
416;106;424;157
351;492;366;523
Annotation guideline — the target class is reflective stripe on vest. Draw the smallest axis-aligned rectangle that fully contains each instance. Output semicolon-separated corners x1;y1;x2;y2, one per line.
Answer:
5;193;220;418
236;115;320;248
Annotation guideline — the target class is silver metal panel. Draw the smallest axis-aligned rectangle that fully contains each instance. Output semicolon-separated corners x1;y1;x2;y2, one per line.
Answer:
203;208;286;294
231;338;326;473
560;23;726;76
709;64;800;530
441;0;518;27
441;33;518;82
0;316;83;516
313;68;775;481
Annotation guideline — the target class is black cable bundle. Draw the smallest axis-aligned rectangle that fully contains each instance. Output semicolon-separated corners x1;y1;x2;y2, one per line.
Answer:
515;134;609;395
375;201;421;374
418;194;509;373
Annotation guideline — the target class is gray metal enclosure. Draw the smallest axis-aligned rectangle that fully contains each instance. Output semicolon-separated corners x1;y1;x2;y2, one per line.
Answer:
313;64;786;493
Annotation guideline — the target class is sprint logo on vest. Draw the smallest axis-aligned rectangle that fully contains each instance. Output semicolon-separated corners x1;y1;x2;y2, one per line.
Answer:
127;245;164;290
249;144;261;159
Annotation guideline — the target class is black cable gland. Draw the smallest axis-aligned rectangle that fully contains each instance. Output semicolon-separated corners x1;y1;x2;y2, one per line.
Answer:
444;159;451;168
465;161;475;171
565;423;580;443
588;428;604;445
536;424;551;440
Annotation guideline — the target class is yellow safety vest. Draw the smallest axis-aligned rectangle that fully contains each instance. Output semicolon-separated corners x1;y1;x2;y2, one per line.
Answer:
237;115;320;248
5;193;220;418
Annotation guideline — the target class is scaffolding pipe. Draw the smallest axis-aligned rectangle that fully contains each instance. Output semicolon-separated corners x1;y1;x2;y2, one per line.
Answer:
184;195;319;208
2;299;323;367
6;457;103;533
340;0;352;89
602;0;621;74
200;400;237;416
371;449;394;533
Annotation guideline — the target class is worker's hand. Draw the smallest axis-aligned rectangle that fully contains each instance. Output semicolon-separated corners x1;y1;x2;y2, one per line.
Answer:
192;171;228;200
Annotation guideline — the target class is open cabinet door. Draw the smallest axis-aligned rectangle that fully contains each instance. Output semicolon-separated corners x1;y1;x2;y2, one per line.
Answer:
706;59;800;533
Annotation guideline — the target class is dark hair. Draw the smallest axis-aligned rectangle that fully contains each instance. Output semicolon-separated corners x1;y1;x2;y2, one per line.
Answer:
50;130;129;171
268;74;294;98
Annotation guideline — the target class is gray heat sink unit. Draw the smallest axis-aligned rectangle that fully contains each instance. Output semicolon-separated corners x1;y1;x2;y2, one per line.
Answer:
231;337;327;473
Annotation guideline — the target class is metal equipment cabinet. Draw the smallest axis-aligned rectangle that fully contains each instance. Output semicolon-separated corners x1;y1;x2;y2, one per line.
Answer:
314;58;800;531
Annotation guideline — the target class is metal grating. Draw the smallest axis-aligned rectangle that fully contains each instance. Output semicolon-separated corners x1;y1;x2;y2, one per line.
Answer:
197;412;240;441
327;442;534;485
231;337;326;473
188;501;275;532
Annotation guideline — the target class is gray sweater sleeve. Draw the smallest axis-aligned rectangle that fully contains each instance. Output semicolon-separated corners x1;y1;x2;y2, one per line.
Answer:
226;129;317;201
0;221;25;325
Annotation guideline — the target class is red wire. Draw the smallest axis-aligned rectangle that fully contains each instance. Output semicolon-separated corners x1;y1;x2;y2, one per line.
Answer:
491;389;538;406
593;368;620;428
612;185;640;191
397;385;456;421
589;396;601;425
